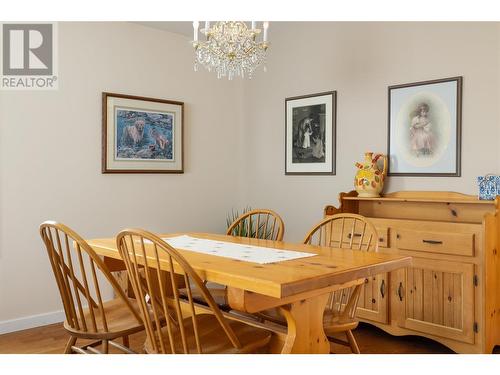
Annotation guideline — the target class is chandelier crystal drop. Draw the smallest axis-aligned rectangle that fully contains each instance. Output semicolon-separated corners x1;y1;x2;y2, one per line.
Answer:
192;21;269;80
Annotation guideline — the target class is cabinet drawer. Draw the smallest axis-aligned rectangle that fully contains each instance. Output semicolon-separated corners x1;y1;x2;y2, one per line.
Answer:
375;226;389;248
394;228;474;257
327;218;381;250
333;226;388;248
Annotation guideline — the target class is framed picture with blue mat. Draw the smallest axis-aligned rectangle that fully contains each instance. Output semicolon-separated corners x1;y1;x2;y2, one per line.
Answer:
388;77;462;177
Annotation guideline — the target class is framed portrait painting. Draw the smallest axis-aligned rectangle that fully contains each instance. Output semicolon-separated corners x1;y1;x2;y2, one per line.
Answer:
388;77;462;176
285;91;336;175
102;92;184;173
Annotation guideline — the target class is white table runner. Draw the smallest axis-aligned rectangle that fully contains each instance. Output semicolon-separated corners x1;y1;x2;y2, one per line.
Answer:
147;235;317;265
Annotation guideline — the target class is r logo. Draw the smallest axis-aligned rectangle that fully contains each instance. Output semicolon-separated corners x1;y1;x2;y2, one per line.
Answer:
2;24;53;75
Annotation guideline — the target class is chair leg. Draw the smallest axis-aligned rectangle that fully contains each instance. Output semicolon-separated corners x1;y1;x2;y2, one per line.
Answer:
345;330;360;354
64;336;77;354
329;341;337;354
123;335;130;348
102;340;109;354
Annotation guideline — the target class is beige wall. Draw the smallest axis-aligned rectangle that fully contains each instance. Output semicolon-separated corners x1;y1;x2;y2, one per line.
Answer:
1;22;499;325
0;22;244;323
242;22;500;242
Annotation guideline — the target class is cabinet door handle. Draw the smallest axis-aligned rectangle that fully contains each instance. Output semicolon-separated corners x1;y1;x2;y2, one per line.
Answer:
347;233;362;238
397;282;404;301
380;279;386;299
422;239;443;245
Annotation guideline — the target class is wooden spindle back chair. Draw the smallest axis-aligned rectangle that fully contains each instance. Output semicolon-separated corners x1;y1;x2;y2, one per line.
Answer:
192;209;285;309
116;229;271;354
303;213;379;353
303;213;378;251
39;221;144;354
226;209;284;241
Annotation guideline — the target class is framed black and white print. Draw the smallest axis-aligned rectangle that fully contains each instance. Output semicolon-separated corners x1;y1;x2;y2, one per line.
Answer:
285;91;336;175
388;77;462;177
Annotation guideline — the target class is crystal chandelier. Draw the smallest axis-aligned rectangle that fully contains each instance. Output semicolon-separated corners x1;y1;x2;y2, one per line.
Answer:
192;21;269;80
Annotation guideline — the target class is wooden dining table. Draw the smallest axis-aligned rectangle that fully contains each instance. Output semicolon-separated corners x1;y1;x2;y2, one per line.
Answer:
87;232;411;354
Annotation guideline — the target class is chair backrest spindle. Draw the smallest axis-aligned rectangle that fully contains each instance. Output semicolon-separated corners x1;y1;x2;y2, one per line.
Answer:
39;221;142;336
302;214;379;320
226;209;284;241
116;229;244;354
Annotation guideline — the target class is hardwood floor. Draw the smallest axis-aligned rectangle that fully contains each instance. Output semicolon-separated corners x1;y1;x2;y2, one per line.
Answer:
331;323;455;354
0;323;147;354
2;322;497;354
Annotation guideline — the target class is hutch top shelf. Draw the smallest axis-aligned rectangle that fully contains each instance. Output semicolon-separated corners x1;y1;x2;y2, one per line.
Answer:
326;191;498;224
342;191;494;205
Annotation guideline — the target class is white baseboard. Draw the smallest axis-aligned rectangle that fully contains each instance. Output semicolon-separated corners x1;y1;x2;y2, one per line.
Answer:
0;310;65;335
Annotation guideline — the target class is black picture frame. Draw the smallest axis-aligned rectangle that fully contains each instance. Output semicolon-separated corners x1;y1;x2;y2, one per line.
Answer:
285;91;337;175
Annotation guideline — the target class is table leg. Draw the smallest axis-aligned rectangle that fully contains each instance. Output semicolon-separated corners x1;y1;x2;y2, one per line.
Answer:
102;256;135;298
278;292;330;354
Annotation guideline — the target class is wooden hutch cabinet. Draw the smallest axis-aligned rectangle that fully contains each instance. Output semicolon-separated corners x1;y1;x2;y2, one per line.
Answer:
324;191;500;353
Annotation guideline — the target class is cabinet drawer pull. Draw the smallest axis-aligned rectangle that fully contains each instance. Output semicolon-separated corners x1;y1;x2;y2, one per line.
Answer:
397;282;404;301
347;233;362;238
422;239;443;245
380;279;386;298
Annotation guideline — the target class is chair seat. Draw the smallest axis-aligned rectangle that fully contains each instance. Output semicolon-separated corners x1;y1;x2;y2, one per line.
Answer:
64;297;144;339
256;307;359;335
180;283;230;310
144;314;271;354
323;309;359;335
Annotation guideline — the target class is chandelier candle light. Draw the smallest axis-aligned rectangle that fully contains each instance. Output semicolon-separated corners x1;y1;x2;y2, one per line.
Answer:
192;21;269;80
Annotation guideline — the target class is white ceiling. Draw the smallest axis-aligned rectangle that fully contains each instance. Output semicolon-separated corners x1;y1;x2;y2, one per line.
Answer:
134;21;203;37
134;21;287;38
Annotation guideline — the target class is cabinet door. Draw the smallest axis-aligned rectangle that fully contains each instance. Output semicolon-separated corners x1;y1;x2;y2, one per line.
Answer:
357;273;388;324
396;258;475;344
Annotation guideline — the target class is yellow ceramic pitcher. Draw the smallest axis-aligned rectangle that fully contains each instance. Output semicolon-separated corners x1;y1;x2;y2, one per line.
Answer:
354;152;388;198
